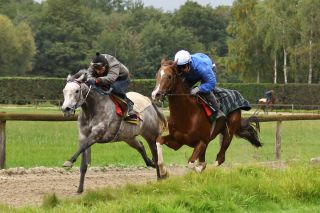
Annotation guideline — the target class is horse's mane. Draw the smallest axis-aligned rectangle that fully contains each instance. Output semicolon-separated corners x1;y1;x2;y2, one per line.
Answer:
160;59;192;92
161;59;175;67
68;69;88;82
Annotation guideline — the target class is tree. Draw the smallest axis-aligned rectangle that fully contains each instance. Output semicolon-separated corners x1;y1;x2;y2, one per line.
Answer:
173;1;229;56
227;0;265;83
0;14;35;76
32;0;104;77
297;0;320;84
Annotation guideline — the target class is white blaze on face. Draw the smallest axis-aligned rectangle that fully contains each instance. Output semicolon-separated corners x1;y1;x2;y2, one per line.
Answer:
151;69;165;100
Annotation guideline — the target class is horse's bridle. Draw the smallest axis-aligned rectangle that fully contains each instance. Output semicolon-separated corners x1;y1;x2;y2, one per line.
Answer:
159;64;180;97
161;65;192;97
67;80;92;110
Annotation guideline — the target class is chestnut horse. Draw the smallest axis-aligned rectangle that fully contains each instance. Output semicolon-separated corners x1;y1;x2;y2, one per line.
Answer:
152;60;262;176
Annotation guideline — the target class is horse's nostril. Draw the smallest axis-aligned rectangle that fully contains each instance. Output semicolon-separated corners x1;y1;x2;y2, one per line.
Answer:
155;93;160;98
65;107;71;111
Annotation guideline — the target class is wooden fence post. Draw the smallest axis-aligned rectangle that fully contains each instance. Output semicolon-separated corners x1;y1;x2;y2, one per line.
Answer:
0;120;6;169
275;121;282;160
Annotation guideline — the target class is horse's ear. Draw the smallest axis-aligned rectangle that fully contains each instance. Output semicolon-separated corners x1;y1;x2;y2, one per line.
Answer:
67;74;72;81
76;74;86;82
172;60;178;69
161;59;166;65
173;60;178;67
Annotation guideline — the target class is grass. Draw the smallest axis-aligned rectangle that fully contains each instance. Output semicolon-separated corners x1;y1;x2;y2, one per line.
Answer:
1;106;320;212
2;106;320;168
8;165;320;212
3;109;320;168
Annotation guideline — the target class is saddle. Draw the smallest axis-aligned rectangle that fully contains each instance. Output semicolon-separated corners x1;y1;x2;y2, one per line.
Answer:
197;96;220;123
110;95;141;125
91;85;141;125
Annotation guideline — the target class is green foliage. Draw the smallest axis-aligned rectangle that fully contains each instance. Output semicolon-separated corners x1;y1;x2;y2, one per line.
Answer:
5;166;320;212
0;0;231;80
32;0;103;77
1;78;320;105
0;15;36;76
42;193;60;209
0;77;65;104
173;1;229;56
2;0;320;83
227;0;320;84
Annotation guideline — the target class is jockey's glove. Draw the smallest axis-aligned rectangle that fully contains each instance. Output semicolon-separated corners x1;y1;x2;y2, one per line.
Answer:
190;87;200;95
86;78;97;85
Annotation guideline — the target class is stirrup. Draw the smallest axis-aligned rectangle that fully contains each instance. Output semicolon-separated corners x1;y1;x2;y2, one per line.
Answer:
124;113;138;120
209;111;218;123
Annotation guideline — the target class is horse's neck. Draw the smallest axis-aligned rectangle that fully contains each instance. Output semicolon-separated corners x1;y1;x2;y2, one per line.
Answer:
81;87;113;115
173;77;189;94
168;77;198;115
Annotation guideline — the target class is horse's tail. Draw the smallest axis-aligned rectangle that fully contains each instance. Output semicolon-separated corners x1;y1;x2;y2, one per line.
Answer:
235;115;262;147
151;102;167;132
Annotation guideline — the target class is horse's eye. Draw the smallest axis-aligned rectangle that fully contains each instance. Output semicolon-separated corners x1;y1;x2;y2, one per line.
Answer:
168;76;172;80
75;90;79;93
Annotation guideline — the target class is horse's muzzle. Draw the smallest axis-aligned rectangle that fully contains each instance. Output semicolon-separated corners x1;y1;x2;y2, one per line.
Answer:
61;106;75;117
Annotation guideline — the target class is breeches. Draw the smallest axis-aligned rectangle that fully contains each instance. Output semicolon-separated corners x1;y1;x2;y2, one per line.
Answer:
111;79;129;99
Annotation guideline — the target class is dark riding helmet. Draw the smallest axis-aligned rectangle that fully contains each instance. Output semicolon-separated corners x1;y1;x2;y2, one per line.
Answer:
91;52;109;69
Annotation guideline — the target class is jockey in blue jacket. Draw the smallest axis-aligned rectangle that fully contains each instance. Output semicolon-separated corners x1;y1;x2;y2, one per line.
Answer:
174;50;219;117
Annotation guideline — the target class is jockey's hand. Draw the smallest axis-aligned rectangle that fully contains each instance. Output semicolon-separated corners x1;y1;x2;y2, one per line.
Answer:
86;78;96;86
190;87;200;95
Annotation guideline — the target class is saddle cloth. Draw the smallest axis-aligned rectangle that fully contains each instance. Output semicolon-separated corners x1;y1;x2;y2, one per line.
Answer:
213;87;251;115
127;92;152;113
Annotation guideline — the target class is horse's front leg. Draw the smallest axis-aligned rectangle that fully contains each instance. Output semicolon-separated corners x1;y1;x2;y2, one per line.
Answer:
156;135;183;179
63;136;95;168
77;148;89;193
188;141;207;173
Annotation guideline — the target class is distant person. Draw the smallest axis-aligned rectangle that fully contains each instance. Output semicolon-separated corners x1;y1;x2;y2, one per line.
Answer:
86;52;136;120
264;90;274;102
174;50;220;118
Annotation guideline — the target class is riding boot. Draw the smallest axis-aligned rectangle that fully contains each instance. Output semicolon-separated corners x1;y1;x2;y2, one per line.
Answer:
124;97;137;120
203;92;220;119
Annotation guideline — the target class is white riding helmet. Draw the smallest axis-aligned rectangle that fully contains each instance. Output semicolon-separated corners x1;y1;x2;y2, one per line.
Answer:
174;50;191;65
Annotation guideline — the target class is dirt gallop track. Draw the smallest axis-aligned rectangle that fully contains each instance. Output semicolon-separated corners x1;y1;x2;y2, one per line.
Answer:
0;166;188;207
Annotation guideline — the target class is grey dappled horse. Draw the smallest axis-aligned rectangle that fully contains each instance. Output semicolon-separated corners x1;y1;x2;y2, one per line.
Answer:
61;70;166;193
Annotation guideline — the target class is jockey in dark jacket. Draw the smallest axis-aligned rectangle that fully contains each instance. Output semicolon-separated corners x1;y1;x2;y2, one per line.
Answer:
86;52;136;119
174;50;220;118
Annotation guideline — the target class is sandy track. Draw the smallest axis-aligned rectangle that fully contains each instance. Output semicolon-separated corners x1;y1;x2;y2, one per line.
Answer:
0;166;188;208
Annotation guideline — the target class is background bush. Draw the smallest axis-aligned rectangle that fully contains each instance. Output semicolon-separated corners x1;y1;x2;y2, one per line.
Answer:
1;78;320;105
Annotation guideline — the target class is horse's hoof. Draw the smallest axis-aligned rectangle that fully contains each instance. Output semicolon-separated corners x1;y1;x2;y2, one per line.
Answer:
63;161;73;168
195;162;207;173
188;162;195;169
159;168;169;179
77;189;83;194
146;160;156;168
214;161;219;167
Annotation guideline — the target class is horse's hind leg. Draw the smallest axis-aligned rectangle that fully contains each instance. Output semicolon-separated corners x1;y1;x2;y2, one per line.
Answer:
143;135;161;179
215;132;233;166
125;137;155;168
